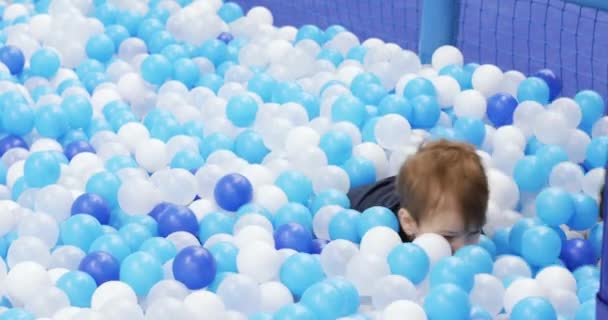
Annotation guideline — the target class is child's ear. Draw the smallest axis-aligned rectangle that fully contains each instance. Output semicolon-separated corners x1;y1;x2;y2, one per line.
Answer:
398;208;418;239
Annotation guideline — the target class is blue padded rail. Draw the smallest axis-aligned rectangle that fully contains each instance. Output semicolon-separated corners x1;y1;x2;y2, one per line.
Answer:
565;0;608;11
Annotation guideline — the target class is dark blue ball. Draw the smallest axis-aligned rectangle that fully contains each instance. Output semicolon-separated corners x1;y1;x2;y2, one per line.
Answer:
0;135;28;156
560;238;597;271
214;173;253;212
274;223;313;253
148;202;171;221
157;205;199;237
0;45;25;75
487;93;518;127
311;239;329;254
532;69;561;101
173;245;217;289
217;32;234;44
78;251;120;285
71;193;111;225
64;140;95;160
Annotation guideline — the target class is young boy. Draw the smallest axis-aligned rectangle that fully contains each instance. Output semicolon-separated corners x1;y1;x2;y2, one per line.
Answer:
348;139;489;252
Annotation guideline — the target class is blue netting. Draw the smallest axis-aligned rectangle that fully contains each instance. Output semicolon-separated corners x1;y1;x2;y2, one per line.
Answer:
233;0;608;100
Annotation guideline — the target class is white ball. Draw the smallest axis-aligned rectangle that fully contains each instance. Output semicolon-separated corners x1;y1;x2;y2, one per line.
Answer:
117;122;150;154
24;286;70;318
166;231;200;252
491;143;524;176
311;165;350;194
582;168;605;200
150;168;197;206
236;241;280;283
253;185;288;214
549;162;584;193
332;121;362;146
382;300;427;320
513;101;545;138
284;126;320;155
145;297;194;320
549;98;582;129
503;278;545;313
432;45;464;70
312;205;343;241
546;288;580;318
17;212;59;248
235;225;274;248
470;273;505;316
493;255;532;280
371;275;417;310
375;114;412;151
453;90;487;119
216;274;261;315
501;70;526;97
359;226;402;260
472;64;503;96
534;111;569;145
49;245;85;270
345;253;390;296
259;281;293;313
7;236;52;268
432;75;461;107
535;266;576;293
5;262;52;306
47;267;69;285
233;214;273;235
99;298;144;320
91;281;137;310
320;239;359;277
0;201;18;237
135;139;169;172
412;233;452;266
565;129;591;164
145;280;190;308
493;125;526;152
487;169;520;211
184;290;225;320
195;164;227;200
117;178;162;215
353;142;389;179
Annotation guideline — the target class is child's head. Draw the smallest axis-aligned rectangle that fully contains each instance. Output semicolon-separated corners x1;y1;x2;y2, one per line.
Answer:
396;139;489;252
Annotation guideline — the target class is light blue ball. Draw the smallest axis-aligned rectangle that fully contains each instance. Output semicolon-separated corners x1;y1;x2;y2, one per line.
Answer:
86;171;121;208
24;151;61;188
141;54;172;85
317;48;343;67
577;281;599;303
295;25;327;45
199;133;234;160
430;256;475;292
119;223;153;251
361;117;379;143
274;203;313;231
404;77;436;99
139;237;177;264
119;251;164;296
30;47;60;78
331;95;367;127
509;218;543;255
234;130;269;164
274;304;317;320
378;94;412;120
2;102;34;135
86;34;115;62
588;222;603;259
198;211;236;243
226;95;258;127
357;206;399;237
320;130;353;166
454;117;485;147
279;253;325;297
0;308;34;320
300;282;343;320
586;136;608;168
275;171;314;205
104;24;130;48
89;234;131;262
247;73;276;102
326;277;360;315
536;188;575;227
60;214;103;251
511;297;557;320
411;95;441;128
309;189;350;213
171;150;204;171
387;243;430;285
454;245;494;275
35;104;69;138
161;44;188;61
521;226;562;267
329;209;360;243
342;156;376;188
423;284;471;320
217;2;243;23
346;45;367;62
575;90;604;132
568;193;599;231
513;156;547;192
517;77;550;105
56;271;97;307
61;95;93;130
209;241;238;273
173;58;199;88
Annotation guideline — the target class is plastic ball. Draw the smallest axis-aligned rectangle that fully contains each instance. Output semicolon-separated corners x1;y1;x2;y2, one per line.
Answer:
56;271;97;308
2;102;34;136
470;274;505;316
216;273;261;315
213;173;253;211
319;130;353;165
404;77;436;99
61;95;93;129
274;222;313;253
535;188;575;227
503;278;545;313
568;193;599;231
60;214;103;251
510;297;557;320
424;283;471;320
236;241;280;283
86;34;115;63
560;239;596;271
156;205;198;237
0;45;25;75
141;54;172;85
487;93;518;126
383;300;427;320
345;253;390;296
299;281;343;320
472;64;503;96
30;48;60;78
454;245;494;275
78;251;120;286
518;77;550;105
119;252;163;296
411;95;441;128
533;69;561;101
71;193;111;225
274;304;316;320
521;226;562;267
280;253;325;297
24;151;60;188
576;90;604;131
172;245;216;289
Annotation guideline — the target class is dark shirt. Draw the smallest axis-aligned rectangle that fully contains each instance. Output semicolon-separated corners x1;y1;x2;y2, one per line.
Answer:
347;175;409;241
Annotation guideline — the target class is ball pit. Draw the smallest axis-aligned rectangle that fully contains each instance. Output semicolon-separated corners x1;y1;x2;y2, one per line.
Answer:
0;1;604;320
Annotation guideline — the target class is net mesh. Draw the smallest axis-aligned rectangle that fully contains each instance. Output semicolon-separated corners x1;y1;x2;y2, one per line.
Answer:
233;0;608;98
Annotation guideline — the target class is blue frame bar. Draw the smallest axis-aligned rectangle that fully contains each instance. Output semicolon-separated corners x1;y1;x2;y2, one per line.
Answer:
419;0;461;64
564;0;608;11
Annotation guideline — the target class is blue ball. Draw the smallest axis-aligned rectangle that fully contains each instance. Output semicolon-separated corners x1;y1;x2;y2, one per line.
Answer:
86;34;115;62
342;156;376;188
116;10;143;36
148;30;177;53
510;297;557;320
197;39;228;66
535;188;575;227
311;239;328;254
200;133;234;159
518;77;550;105
89;233;131;262
439;64;473;89
173;245;217;289
423;284;471;320
217;2;243;23
247;73;276;102
319;130;353;166
141;54;172;85
357;206;400;237
357;83;386;106
317;48;343;67
140;237;177;264
509;218;543;255
209;241;238;273
72;192;111;225
30;47;60;78
35;104;69;138
161;44;188;61
274;203;313;231
84;72;110;93
274;223;313;253
296;92;320;119
378;94;413;120
217;32;234;44
78;251;120;285
296;25;326;45
300;282;343;320
172;58;199;88
430;256;475;292
2;102;34;135
24;151;60;188
404;78;436;99
537;144;569;168
156;205;198;237
0;45;24;75
585;136;608;168
136;18;164;42
329;209;361;243
454;245;494;274
214;173;253;212
171;150;204;171
513;156;547;192
64;140;95;160
326;277;360;315
60;214;103;251
274;304;317;320
197;73;224;93
0;135;27;156
454;117;485;147
575;300;596;320
577;282;600;303
119;223;153;251
411;95;441;128
568;193;599;231
588;222;603;259
522;226;562;267
487;93;518;126
226;95;258;127
234;130;269;164
272;81;303;104
331;95;367;127
275;171;313;205
533;69;561;101
351;73;382;95
105;155;137;172
56;271;97;307
387;243;430;285
575;90;604;132
309;189;350;213
280;253;325;297
198;211;236;243
120;251;164;295
560;239;597;271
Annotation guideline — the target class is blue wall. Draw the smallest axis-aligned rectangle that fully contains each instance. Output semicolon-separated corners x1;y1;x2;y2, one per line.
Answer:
233;0;608;99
